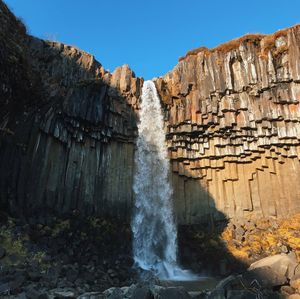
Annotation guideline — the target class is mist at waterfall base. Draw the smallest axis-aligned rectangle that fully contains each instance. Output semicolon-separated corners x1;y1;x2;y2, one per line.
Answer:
131;80;198;281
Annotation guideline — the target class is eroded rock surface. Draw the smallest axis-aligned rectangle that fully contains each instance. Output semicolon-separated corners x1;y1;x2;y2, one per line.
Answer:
155;26;300;223
0;1;142;220
1;0;300;224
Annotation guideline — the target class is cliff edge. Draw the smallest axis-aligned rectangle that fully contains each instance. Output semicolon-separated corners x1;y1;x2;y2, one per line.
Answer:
1;0;300;224
155;24;300;223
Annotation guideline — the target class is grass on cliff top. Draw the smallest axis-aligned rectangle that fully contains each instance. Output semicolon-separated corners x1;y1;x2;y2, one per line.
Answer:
179;23;300;61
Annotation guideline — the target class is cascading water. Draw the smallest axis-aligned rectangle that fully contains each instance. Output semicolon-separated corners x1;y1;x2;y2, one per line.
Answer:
132;80;197;280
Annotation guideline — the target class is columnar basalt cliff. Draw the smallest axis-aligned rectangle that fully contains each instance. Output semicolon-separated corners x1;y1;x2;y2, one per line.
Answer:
0;1;142;220
1;0;300;224
155;26;300;223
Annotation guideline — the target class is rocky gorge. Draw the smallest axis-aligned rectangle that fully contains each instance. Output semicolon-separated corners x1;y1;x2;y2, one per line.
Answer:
1;0;300;298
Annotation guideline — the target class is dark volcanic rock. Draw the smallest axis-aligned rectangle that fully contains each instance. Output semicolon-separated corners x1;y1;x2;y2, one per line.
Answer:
131;286;153;299
156;287;191;299
0;246;6;259
245;254;297;287
25;286;48;299
0;0;300;226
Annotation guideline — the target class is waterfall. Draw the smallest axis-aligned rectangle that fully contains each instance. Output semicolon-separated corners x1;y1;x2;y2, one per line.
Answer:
132;80;197;280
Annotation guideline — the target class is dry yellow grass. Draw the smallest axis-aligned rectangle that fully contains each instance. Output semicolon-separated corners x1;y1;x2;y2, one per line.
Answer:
221;213;300;265
179;24;300;62
291;279;300;292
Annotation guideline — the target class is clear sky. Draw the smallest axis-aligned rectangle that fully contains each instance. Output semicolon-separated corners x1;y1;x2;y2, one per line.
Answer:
5;0;300;79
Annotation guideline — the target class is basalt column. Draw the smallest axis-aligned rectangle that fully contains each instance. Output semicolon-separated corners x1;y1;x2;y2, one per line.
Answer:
155;25;300;224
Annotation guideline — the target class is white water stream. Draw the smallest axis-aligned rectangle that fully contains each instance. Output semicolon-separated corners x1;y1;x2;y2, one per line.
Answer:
132;80;197;280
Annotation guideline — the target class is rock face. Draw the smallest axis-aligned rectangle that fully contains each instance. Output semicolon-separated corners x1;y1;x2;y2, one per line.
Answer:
155;26;300;223
0;1;141;220
1;0;300;224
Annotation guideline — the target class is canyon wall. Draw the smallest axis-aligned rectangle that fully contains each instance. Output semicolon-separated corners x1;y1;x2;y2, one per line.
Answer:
1;0;300;224
155;26;300;223
0;1;141;220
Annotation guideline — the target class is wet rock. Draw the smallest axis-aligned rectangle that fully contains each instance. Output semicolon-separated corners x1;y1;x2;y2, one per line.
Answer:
77;292;104;299
131;286;153;299
156;287;191;299
120;284;137;298
214;275;241;291
103;287;123;299
207;289;225;299
52;288;77;298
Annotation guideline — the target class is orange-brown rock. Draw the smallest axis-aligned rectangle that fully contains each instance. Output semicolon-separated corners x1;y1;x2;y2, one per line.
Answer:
1;0;300;224
155;24;300;223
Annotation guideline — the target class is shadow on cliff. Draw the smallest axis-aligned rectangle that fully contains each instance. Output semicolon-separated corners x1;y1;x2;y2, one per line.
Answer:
173;176;248;278
0;36;140;224
0;49;248;283
0;44;140;288
131;129;248;278
0;12;249;287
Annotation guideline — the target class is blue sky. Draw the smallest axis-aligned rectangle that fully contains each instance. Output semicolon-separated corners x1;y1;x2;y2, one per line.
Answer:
5;0;300;79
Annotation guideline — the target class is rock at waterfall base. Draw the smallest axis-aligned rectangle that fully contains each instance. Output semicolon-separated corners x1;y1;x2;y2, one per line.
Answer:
244;254;297;287
131;286;153;299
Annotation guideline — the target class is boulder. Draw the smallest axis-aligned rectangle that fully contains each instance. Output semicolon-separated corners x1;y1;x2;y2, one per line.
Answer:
103;287;123;299
131;286;153;299
120;284;137;298
53;289;77;298
244;254;297;287
156;287;191;299
77;292;104;299
207;289;225;299
226;289;257;299
215;275;242;290
208;275;252;299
